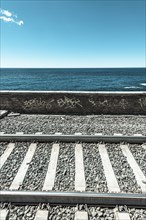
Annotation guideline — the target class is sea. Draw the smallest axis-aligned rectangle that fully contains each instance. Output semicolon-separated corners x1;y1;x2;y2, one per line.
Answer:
0;68;146;91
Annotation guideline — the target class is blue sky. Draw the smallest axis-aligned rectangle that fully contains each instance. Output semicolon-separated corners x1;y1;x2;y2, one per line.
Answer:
0;0;145;68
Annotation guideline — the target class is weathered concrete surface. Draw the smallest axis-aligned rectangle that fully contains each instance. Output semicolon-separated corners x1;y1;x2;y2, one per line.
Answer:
0;91;146;115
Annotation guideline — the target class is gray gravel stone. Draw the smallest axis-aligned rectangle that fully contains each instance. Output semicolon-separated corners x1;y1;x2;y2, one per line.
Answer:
107;144;142;193
19;143;52;191
0;114;146;135
0;141;145;193
0;142;29;190
128;144;146;176
48;205;75;220
117;206;146;220
0;203;146;220
83;143;108;192
0;203;37;220
0;142;9;157
53;143;75;191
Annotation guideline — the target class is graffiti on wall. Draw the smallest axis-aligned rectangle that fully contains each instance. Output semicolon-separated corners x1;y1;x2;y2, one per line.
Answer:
118;98;128;109
24;98;54;110
88;97;129;109
88;97;109;107
138;98;146;108
23;96;83;110
57;96;83;109
88;98;97;106
14;95;146;113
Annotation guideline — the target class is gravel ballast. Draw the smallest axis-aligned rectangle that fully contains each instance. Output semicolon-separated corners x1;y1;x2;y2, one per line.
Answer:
117;206;146;220
0;203;146;220
53;143;75;191
83;143;108;192
0;142;8;157
20;143;52;191
107;144;142;193
0;142;145;193
0;142;29;190
0;114;146;135
128;144;146;177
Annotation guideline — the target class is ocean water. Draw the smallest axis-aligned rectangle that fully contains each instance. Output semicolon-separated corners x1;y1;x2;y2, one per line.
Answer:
0;68;145;91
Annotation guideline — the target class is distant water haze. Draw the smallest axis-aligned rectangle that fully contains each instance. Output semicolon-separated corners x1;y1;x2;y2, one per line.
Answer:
0;68;146;91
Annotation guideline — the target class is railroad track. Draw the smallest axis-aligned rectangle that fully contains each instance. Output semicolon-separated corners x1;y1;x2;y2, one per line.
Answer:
0;134;146;219
0;192;146;220
0;133;146;143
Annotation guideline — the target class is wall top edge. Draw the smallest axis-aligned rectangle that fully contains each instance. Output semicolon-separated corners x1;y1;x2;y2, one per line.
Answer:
0;90;146;94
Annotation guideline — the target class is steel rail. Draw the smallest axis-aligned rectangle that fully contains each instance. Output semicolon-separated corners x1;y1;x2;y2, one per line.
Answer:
0;191;146;207
0;134;146;144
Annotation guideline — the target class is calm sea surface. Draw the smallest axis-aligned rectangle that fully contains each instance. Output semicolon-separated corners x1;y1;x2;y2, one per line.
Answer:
0;68;145;91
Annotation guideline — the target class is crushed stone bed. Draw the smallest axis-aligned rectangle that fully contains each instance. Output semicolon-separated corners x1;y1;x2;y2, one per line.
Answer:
106;144;142;193
0;142;9;157
53;143;75;191
0;142;145;193
0;142;29;190
0;203;146;220
0;114;146;135
128;144;146;177
19;143;52;191
83;143;108;192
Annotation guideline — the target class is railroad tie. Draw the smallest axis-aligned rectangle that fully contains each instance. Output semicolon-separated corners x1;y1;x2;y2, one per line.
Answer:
142;144;146;151
0;209;9;220
75;211;88;220
75;144;86;191
0;132;5;135
133;134;143;136
55;132;62;135
16;132;24;135
98;144;120;193
9;143;37;190
120;144;146;193
34;209;48;220
114;209;130;220
114;133;123;136
0;143;15;169
43;143;60;191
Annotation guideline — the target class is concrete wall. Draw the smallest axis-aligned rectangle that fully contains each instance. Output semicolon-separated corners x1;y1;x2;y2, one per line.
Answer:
0;91;146;115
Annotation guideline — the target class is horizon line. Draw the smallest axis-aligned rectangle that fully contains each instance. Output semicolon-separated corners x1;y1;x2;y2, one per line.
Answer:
1;67;146;69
